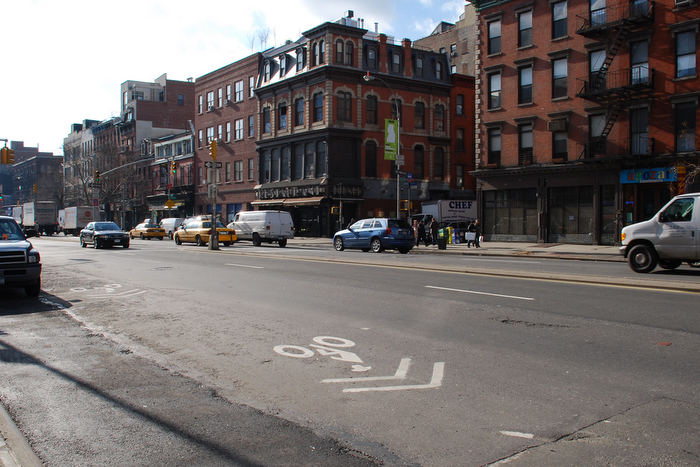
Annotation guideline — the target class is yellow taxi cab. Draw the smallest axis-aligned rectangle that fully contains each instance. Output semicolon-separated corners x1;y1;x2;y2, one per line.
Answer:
173;217;237;246
130;222;166;240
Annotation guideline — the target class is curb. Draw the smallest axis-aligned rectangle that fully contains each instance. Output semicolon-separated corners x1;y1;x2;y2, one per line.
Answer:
0;403;42;467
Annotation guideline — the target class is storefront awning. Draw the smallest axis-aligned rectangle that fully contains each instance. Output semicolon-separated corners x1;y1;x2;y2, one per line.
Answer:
283;196;325;207
251;199;285;206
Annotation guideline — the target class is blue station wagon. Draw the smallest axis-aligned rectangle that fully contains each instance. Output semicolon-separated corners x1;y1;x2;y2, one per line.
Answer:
333;218;415;254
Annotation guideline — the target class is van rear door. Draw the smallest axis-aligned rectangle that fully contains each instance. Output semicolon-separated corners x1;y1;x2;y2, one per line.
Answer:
655;196;698;259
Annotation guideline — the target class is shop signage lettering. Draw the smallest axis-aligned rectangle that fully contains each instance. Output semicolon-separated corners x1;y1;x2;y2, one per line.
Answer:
257;185;325;199
620;167;678;184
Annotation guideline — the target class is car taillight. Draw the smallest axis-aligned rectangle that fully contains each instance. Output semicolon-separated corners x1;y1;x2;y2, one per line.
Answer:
230;229;236;235
266;225;270;230
385;227;392;235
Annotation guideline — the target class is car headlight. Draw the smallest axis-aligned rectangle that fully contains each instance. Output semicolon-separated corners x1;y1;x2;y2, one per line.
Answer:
621;232;626;242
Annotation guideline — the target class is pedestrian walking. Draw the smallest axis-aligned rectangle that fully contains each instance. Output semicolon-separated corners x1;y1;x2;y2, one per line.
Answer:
473;219;481;248
466;221;476;248
430;219;440;246
416;221;429;247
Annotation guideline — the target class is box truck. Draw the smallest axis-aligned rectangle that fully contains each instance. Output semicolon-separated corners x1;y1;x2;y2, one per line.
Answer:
63;206;99;236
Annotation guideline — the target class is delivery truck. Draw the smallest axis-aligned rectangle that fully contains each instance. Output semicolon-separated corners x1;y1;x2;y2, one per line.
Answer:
63;206;99;236
421;200;477;223
22;201;58;236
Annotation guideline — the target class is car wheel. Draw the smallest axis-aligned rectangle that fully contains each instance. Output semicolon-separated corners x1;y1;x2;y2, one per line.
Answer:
252;233;262;246
628;244;657;273
158;237;163;241
123;242;130;249
370;238;383;253
25;279;41;298
278;239;287;248
334;237;345;251
174;235;182;245
80;237;87;248
168;232;173;240
222;242;231;246
140;233;145;240
398;248;411;254
196;235;205;246
658;259;682;270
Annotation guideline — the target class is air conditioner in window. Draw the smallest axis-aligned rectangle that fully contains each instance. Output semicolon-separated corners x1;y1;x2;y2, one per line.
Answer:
547;120;567;132
224;99;230;106
207;105;214;111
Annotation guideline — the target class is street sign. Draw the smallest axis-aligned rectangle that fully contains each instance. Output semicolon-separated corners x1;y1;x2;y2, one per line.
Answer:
406;172;414;181
164;199;175;209
396;155;404;166
204;161;223;168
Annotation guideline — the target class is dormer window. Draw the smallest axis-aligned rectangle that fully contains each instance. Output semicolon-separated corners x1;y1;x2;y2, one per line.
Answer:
264;62;271;82
415;57;424;77
368;48;376;69
392;52;400;73
296;49;305;71
279;55;286;77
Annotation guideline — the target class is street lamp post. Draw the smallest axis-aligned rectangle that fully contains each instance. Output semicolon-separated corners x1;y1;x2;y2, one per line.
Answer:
363;72;402;220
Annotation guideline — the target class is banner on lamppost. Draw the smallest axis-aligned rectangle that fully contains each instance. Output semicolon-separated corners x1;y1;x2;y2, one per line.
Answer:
384;119;398;160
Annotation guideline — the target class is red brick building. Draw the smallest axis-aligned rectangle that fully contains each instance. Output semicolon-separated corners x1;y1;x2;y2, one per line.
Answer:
192;54;262;222
473;0;700;244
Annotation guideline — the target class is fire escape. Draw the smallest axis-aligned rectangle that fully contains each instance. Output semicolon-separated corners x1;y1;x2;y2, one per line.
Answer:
575;0;655;159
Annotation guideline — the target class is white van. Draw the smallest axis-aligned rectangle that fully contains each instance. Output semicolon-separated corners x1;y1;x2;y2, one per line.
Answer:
159;218;185;239
227;210;294;247
620;192;700;273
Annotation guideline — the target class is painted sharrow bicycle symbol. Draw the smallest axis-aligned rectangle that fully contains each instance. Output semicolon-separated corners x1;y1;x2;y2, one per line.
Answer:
273;336;445;393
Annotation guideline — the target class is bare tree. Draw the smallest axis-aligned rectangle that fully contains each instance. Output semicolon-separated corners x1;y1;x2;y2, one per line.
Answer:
247;32;257;51
258;28;270;50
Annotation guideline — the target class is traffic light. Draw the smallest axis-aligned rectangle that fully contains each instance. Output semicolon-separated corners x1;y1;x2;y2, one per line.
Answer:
94;170;100;183
209;140;217;161
0;193;3;201
6;148;14;164
171;161;178;174
0;148;6;164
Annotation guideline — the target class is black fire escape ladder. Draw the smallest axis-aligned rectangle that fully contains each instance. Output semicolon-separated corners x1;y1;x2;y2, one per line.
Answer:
591;21;632;92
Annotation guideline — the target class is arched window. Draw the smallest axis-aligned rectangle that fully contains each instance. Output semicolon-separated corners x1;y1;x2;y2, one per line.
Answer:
392;52;400;73
336;40;344;64
296;49;305;71
345;41;354;66
415;57;424;77
264;62;271;81
319;40;325;63
313;43;318;66
279;55;286;77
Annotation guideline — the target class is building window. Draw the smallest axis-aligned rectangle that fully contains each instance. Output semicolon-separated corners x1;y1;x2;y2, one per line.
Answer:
456;165;465;188
415;101;425;129
366;96;378;124
177;94;184;105
295;98;304;126
450;43;457;55
271;149;280;181
519;66;533;104
234;160;243;181
553;131;568;160
248;158;254;180
217;124;223;141
456;94;465;115
316;141;327;177
279;55;286;76
263;151;271;182
198;129;203;148
591;0;606;27
198;95;203;114
293;144;303;180
590;49;607;91
199;166;203;185
337;92;352;122
248;115;254;137
264;62;271;81
552;58;568;98
489;72;501;109
414;145;425;179
435;104;445;131
519;124;534;164
226;122;231;142
519;10;533;47
368;48;377;69
677;30;696;78
313;42;319;66
392;52;400;73
313;93;324;122
336;40;344;64
365;141;377;177
235;119;243;140
456;128;465;150
206;91;214;110
676;102;696;152
218;88;223;107
391;98;402;124
590;114;606;155
552;1;567;39
297;49;305;71
488;127;501;165
319;40;325;63
488;20;501;55
281;147;290;180
279;103;288;130
631;41;650;85
225;161;231;182
235;80;244;101
630;108;649;155
305;142;315;178
415;57;423;77
206;126;215;144
226;84;231;102
451;65;457;74
436;61;443;80
263;108;271;134
434;147;445;180
249;76;255;98
346;41;354;66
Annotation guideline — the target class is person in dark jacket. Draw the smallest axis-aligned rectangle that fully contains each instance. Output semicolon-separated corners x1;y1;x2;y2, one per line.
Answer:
466;221;476;248
430;219;440;246
473;219;481;248
416;221;429;247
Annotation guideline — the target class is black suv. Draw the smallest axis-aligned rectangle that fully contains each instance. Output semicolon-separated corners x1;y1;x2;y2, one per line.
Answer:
0;216;41;297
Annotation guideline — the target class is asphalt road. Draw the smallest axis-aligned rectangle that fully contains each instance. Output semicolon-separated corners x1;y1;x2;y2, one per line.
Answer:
1;236;699;466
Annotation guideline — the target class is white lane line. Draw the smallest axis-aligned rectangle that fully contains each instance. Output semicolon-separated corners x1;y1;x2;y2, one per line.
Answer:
426;285;534;301
500;431;535;439
322;358;411;383
225;263;264;269
343;362;445;393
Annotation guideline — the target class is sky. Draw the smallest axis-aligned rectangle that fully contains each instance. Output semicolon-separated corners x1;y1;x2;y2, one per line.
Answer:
2;0;466;156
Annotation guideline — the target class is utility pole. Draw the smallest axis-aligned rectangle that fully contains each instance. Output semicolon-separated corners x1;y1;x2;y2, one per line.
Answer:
207;140;220;250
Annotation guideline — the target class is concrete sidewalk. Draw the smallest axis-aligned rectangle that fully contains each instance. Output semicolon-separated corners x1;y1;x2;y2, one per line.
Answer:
290;237;625;262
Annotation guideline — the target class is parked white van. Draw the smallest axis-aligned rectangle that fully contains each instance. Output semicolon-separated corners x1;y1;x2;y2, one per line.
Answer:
227;210;294;247
620;192;700;273
159;218;185;239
